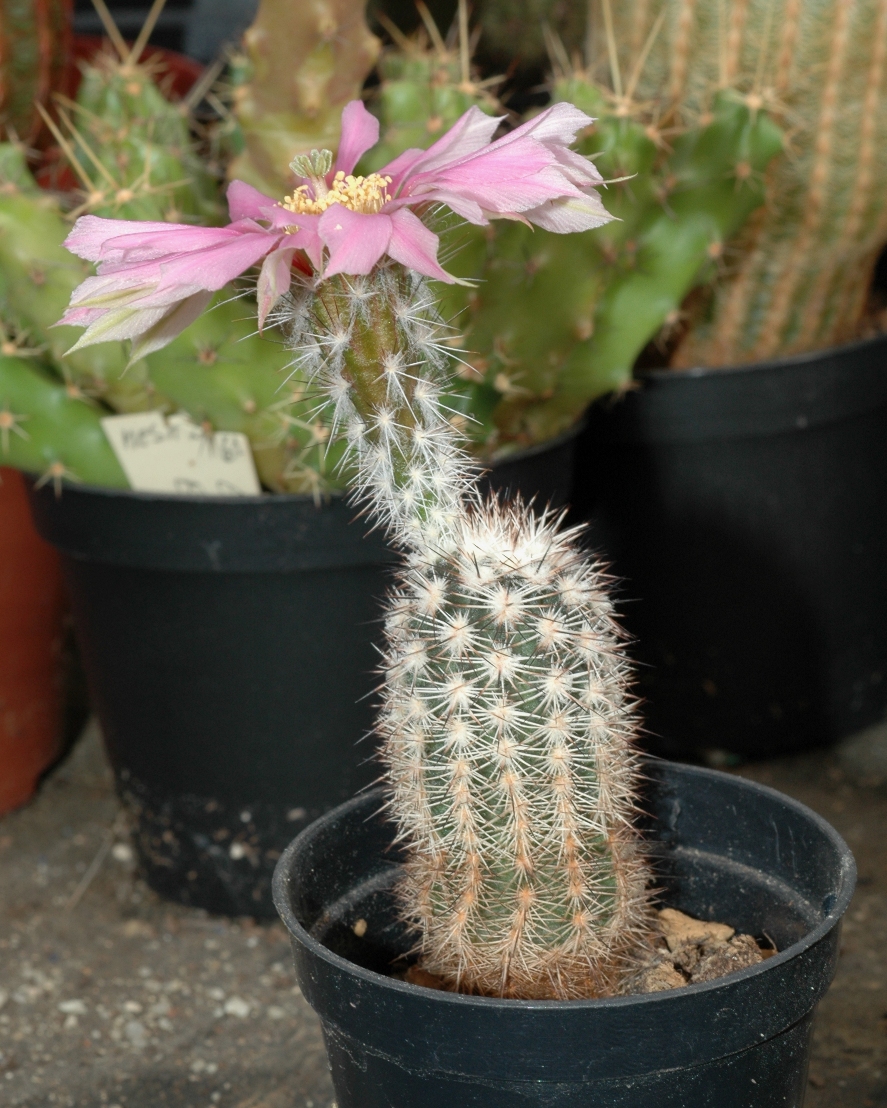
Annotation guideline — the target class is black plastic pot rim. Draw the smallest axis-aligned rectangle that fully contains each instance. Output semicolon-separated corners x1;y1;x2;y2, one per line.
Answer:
635;329;887;384
272;762;856;1014
22;420;584;506
22;474;332;507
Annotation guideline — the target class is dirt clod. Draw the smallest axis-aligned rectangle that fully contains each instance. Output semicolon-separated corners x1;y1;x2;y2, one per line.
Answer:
636;908;765;993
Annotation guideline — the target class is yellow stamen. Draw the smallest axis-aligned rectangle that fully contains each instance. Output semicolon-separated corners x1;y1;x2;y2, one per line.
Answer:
281;171;393;217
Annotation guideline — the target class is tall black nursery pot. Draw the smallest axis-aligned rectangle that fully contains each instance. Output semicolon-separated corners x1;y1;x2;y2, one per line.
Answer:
24;432;578;918
273;762;855;1108
574;334;887;759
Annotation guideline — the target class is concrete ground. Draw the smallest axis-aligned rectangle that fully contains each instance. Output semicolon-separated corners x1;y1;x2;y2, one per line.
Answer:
0;720;885;1108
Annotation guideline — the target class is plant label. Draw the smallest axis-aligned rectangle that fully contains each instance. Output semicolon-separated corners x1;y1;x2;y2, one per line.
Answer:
101;411;261;495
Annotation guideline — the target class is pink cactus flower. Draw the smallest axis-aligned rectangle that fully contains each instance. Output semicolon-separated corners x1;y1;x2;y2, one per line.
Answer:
60;99;612;360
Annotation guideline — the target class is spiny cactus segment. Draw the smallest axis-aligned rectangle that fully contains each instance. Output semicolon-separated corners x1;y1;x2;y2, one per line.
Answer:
281;266;653;998
57;45;219;223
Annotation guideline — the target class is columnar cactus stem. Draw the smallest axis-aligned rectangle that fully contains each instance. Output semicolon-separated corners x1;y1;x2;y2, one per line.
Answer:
283;266;653;998
288;269;472;548
228;0;380;197
607;0;887;364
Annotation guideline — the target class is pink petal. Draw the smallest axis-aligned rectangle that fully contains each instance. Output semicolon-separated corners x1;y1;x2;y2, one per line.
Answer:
227;180;278;221
385;208;452;282
522;193;613;233
149;229;281;293
64;216;182;262
257;247;296;330
502;102;594;148
383;107;502;192
129;291;216;361
94;221;269;267
319;207;392;277
66;303;172;351
334;101;381;177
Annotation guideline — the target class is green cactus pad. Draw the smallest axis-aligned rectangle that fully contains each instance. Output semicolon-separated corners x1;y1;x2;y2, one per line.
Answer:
0;353;127;488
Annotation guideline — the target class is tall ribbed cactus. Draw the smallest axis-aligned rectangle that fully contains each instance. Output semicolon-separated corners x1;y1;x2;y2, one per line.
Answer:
53;93;657;992
227;0;380;196
605;0;887;364
282;267;653;998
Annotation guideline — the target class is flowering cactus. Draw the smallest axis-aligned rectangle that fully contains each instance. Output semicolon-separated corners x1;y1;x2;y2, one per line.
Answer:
59;100;654;998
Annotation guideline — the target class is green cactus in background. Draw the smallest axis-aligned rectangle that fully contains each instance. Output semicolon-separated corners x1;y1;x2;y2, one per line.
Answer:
435;78;782;451
603;0;887;365
145;296;350;496
359;0;501;173
285;265;653;998
59;44;219;223
227;0;380;197
0;172;167;413
0;0;72;147
0;353;127;489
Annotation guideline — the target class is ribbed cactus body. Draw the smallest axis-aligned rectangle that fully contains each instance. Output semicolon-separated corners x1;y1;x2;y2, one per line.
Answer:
0;0;71;145
69;50;219;223
382;505;650;997
228;0;380;196
0;353;127;487
282;267;653;998
436;85;782;449
606;0;887;364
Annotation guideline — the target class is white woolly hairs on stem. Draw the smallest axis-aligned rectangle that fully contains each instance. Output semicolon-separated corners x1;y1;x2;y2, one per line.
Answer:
278;264;654;999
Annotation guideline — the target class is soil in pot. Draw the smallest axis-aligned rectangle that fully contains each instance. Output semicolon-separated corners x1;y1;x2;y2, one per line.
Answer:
273;761;855;1108
574;334;887;759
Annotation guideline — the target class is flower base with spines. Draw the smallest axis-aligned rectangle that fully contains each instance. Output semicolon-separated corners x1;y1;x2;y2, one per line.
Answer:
281;265;654;999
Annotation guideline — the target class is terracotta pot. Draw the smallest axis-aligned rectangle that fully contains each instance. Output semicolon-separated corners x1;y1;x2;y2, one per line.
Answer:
0;469;67;815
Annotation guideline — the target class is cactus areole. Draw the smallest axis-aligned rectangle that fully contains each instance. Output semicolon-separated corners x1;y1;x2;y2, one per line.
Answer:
60;100;655;999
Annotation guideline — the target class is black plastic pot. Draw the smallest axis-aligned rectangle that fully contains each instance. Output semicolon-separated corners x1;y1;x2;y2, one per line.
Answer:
273;762;855;1108
28;487;395;917
575;334;887;759
25;431;579;917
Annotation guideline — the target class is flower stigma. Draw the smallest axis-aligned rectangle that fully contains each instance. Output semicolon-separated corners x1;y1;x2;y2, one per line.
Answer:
283;149;393;216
